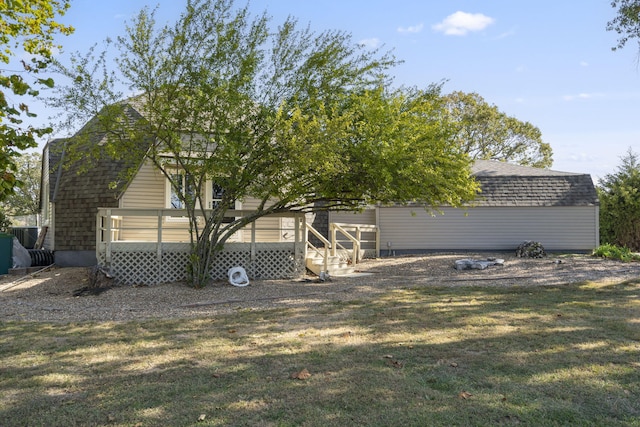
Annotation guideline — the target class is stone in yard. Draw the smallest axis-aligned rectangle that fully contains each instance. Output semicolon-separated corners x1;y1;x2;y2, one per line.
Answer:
454;258;505;271
515;241;546;258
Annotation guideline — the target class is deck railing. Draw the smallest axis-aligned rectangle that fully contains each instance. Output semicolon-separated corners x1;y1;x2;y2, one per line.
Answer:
96;208;307;284
95;208;379;284
306;222;379;271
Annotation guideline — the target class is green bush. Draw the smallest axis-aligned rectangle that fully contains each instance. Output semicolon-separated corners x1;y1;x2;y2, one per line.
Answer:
592;244;640;262
598;148;640;250
0;210;12;232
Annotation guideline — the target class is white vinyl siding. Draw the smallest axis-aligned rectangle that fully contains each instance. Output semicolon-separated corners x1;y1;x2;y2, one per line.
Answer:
239;198;283;242
120;161;165;209
378;206;599;252
118;161;288;243
118;162;192;241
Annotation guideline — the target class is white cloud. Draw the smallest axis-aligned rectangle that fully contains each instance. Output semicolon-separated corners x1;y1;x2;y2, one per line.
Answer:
580;61;589;67
562;92;600;101
432;11;495;36
397;23;424;34
359;38;382;48
567;152;597;162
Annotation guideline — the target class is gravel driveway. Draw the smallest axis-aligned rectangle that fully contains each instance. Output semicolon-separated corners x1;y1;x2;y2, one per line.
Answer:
2;252;639;323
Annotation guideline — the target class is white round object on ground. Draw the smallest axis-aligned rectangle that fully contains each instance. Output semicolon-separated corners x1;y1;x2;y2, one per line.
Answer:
228;266;249;287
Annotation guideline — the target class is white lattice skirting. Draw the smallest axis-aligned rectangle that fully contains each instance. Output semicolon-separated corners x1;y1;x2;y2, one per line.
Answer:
97;242;305;285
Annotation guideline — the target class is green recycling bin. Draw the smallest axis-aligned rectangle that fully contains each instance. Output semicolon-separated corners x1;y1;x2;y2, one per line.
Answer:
0;232;13;275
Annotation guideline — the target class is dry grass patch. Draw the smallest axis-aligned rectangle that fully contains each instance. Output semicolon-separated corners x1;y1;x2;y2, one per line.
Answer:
1;279;639;426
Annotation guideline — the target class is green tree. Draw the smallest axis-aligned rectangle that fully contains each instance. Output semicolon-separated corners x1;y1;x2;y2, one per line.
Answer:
607;0;640;52
3;152;41;217
50;0;479;288
0;0;73;201
0;209;11;232
443;91;553;168
598;148;640;250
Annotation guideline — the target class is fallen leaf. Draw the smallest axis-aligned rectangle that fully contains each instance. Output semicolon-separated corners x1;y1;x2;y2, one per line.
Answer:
450;362;458;368
458;391;473;399
198;413;207;421
212;373;221;378
383;354;394;359
291;368;311;380
228;329;236;333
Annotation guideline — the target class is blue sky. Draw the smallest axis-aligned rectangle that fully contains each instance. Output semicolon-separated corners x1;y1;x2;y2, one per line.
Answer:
38;0;640;182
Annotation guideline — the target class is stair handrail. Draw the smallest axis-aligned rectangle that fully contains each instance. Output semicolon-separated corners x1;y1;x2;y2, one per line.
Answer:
306;224;331;274
330;223;361;266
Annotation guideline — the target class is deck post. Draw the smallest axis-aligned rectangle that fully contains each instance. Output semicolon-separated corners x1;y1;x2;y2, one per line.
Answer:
156;210;163;261
105;209;112;263
250;220;256;261
355;226;362;264
301;214;307;260
330;224;337;257
96;209;104;264
294;214;301;263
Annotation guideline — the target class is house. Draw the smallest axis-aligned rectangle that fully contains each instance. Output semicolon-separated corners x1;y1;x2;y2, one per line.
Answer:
328;160;599;254
39;112;308;284
40;105;599;284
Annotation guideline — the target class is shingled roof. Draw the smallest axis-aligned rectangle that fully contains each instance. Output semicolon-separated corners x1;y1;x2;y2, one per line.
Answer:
470;160;598;207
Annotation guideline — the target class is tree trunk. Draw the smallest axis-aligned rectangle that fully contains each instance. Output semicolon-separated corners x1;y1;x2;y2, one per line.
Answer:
187;234;215;289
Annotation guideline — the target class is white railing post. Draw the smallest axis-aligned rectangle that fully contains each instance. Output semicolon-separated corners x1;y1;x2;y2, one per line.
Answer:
156;210;163;261
294;214;300;262
330;224;337;257
306;223;331;275
96;209;103;264
355;226;362;264
251;220;256;262
105;209;112;263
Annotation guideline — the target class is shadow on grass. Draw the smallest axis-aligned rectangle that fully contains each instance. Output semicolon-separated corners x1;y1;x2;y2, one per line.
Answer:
1;280;639;426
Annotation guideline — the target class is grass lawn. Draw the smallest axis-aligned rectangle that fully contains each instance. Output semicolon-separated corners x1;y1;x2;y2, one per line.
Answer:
1;279;639;426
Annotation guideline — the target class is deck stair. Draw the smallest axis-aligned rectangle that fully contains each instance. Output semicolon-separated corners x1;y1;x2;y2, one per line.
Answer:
305;223;378;277
305;248;355;277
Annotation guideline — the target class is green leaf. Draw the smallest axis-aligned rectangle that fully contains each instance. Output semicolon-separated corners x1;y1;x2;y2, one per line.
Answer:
37;77;55;88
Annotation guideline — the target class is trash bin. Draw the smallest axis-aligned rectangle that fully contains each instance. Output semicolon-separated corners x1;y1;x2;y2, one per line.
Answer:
0;232;13;275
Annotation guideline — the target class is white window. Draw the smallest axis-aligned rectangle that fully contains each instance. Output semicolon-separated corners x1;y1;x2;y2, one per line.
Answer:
209;182;225;209
205;181;241;223
165;172;241;215
166;172;197;209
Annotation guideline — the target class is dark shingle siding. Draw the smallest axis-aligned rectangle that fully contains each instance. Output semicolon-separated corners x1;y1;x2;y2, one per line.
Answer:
53;155;123;251
48;104;147;251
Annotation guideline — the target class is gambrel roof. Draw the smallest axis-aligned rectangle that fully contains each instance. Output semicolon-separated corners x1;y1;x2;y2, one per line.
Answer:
471;160;598;207
43;104;148;251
